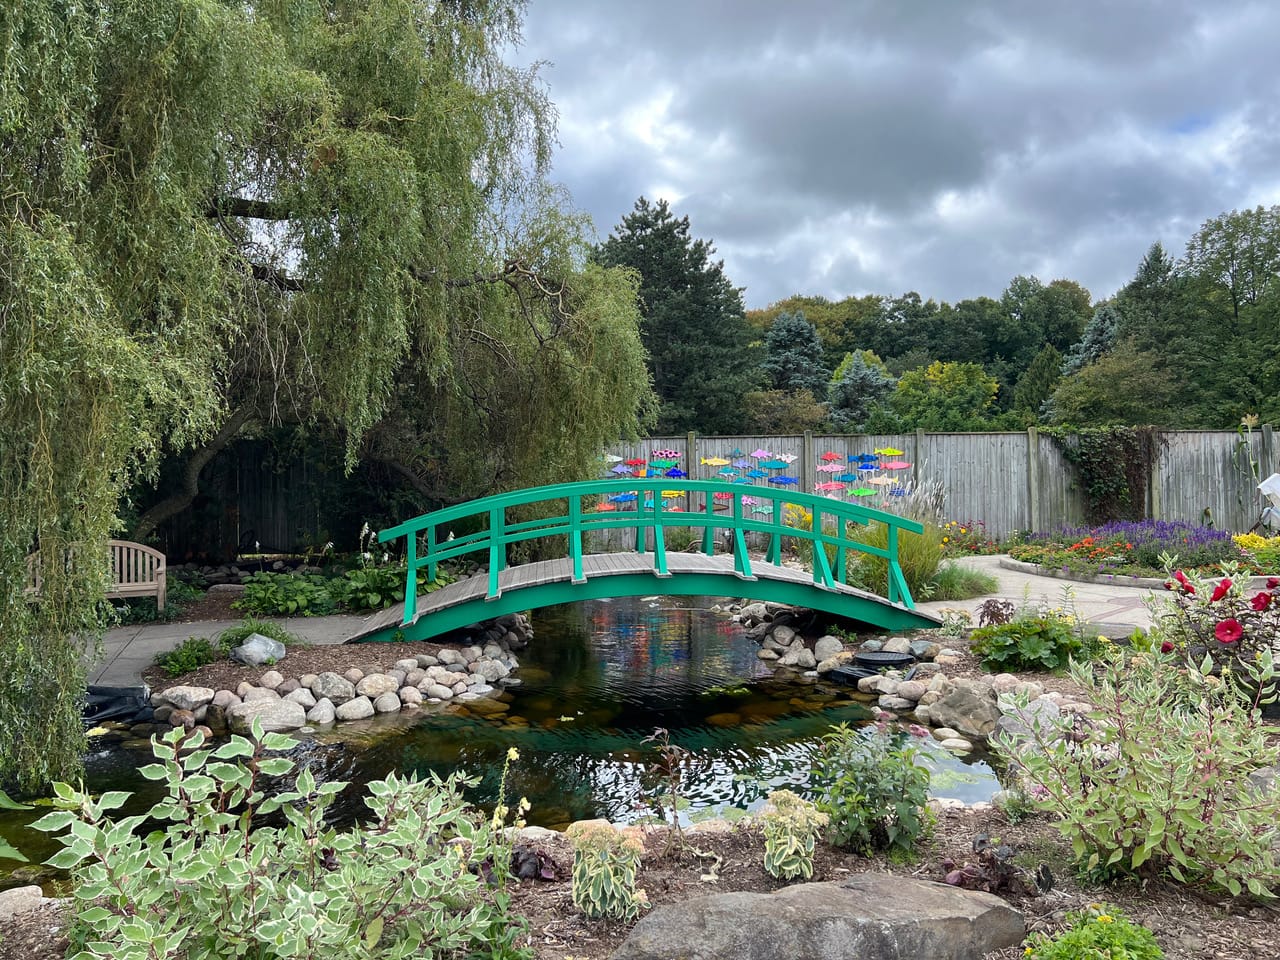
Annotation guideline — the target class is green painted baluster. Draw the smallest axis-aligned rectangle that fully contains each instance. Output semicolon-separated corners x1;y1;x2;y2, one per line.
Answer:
634;489;646;554
886;523;901;604
402;530;418;626
732;494;753;578
812;509;834;587
835;519;847;585
488;507;505;598
569;496;585;582
703;488;716;555
425;524;437;583
652;492;669;576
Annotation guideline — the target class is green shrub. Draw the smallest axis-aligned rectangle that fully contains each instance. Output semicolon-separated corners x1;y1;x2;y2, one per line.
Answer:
153;635;228;678
812;723;932;858
1026;903;1164;959
106;579;204;625
927;561;998;601
761;790;828;880
997;648;1280;896
969;613;1092;671
31;724;530;959
235;571;336;616
215;617;300;651
565;821;647;920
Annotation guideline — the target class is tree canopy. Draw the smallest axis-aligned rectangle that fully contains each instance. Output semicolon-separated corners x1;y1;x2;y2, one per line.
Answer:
596;197;757;434
761;310;829;394
1;0;652;792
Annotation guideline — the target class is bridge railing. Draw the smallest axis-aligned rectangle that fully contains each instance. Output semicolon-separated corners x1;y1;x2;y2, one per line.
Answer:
378;479;925;627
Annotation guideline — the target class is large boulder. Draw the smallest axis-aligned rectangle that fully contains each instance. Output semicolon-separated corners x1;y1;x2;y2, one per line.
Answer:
335;696;375;721
813;635;844;661
992;697;1062;751
312;672;357;705
355;673;399;698
225;698;306;734
611;875;1023;960
928;680;1001;740
155;686;216;712
778;646;816;670
229;633;286;667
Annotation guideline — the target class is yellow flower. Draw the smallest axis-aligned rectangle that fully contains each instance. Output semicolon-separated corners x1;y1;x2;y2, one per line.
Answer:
942;536;950;543
507;747;520;761
1096;915;1114;923
1024;949;1033;957
960;527;967;534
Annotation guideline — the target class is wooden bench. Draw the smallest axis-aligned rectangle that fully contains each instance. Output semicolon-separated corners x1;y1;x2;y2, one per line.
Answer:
26;540;167;609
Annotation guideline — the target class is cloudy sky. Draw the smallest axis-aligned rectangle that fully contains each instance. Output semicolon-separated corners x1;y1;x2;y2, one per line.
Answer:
513;0;1280;309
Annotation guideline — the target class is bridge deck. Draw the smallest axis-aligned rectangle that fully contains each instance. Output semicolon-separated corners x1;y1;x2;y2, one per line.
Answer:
354;552;935;642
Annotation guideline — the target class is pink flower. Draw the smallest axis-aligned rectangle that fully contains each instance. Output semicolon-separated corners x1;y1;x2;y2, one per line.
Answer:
1214;619;1243;644
1251;591;1273;612
1210;578;1232;602
1173;570;1195;594
1268;577;1280;590
1160;640;1175;653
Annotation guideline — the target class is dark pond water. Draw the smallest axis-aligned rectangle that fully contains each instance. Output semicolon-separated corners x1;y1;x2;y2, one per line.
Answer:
0;596;999;888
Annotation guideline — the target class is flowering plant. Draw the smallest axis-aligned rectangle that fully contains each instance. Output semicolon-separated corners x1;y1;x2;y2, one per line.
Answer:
1156;562;1280;707
939;519;998;555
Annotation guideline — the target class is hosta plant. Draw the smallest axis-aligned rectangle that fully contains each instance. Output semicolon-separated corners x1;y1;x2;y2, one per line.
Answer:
32;723;530;959
565;821;648;920
760;789;829;880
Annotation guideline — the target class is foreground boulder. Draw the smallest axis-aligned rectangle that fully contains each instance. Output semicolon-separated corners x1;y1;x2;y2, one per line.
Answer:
225;698;306;734
229;633;286;667
611;875;1023;960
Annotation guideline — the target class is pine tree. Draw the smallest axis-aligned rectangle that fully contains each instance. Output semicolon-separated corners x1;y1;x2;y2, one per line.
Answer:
596;198;758;434
1060;304;1120;376
827;352;895;431
761;310;829;394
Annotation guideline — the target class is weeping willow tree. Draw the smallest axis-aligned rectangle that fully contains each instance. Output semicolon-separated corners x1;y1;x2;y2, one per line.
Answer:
0;0;652;793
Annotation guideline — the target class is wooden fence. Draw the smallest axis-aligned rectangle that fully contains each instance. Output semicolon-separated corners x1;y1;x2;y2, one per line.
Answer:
605;427;1277;540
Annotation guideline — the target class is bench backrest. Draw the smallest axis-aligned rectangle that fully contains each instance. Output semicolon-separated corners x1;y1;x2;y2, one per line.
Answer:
26;540;167;608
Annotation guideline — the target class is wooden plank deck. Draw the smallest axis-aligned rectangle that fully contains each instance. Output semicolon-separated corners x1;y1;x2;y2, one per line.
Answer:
359;552;923;639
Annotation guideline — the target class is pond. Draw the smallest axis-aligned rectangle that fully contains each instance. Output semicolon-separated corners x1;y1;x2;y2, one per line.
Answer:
0;596;1000;888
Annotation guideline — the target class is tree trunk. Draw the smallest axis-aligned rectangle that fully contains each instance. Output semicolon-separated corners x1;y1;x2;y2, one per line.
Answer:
131;406;253;543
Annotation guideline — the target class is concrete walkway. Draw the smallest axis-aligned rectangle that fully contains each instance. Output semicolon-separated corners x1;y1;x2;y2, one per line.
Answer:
91;555;1163;690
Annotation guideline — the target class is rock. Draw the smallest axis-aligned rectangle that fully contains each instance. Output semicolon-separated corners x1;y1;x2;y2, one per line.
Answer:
153;705;173;724
168;708;196;729
388;668;406;685
415;653;439;667
896;680;927;702
424;683;454;700
778;646;817;670
919;690;943;706
1014;681;1044;700
875;677;901;696
927;673;954;694
242;686;280;702
437;648;464;666
284;688;317;709
460;645;483;663
881;637;912;654
993;698;1062;751
860;639;884;652
928;681;1001;740
229;633;286;667
470;659;509;682
356;673;399;698
913;705;932;724
226;698;306;734
878;695;915;711
770;625;796;646
452;680;468;695
989;673;1020;694
757;648;779;660
155;685;216;711
405;668;426;687
312;672;357;705
193;705;208;723
939;737;974;752
205;704;228;734
277;678;300;696
235;681;254;698
306;698;336;724
932;727;962;741
813;635;844;661
611;875;1023;960
395;658;419;673
343;667;364;684
0;885;43;921
909;639;942;660
400;686;423;706
373;692;402;713
1249;764;1279;796
335;696;375;721
299;673;318;690
740;602;768;623
259;670;285;690
211;689;241;708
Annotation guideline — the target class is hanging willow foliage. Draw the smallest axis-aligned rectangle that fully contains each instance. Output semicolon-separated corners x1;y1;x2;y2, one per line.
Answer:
0;0;653;792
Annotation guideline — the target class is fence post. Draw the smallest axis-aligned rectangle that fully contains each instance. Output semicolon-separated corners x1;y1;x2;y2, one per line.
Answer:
1150;432;1162;520
1263;424;1276;481
688;431;699;515
915;428;926;483
801;431;815;494
1026;427;1041;533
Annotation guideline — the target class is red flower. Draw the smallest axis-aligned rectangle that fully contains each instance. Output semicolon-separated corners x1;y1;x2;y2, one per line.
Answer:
1268;577;1280;589
1173;570;1195;594
1210;578;1232;602
1214;619;1243;644
1160;640;1175;653
1163;580;1176;591
1251;591;1273;612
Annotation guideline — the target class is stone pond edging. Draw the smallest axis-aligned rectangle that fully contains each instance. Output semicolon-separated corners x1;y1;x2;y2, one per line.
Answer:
134;613;533;740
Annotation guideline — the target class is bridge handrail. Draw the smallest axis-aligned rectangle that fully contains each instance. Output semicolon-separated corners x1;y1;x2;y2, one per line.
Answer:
378;479;924;627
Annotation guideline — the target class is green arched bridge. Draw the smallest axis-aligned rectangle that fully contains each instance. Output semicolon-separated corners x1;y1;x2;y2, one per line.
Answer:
354;479;941;643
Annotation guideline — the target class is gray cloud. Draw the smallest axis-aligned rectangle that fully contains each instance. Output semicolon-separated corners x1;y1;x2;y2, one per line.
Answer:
516;0;1280;307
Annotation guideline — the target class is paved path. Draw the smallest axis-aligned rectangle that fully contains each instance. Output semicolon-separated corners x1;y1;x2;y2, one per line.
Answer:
91;555;1162;690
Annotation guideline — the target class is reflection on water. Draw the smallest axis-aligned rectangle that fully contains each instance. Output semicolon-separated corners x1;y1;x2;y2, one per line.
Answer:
0;596;1000;883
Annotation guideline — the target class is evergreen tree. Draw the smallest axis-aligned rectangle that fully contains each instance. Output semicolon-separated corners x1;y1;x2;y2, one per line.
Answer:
761;310;829;394
596;198;758;434
1060;304;1120;376
827;352;895;431
1012;343;1062;417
